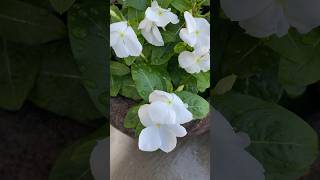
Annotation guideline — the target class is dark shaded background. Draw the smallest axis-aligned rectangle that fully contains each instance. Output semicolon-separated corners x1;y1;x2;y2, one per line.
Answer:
0;102;96;180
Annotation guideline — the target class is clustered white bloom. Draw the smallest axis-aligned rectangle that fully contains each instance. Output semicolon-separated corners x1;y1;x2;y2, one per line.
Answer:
138;90;193;153
139;0;179;46
221;0;320;37
178;12;210;74
110;21;142;58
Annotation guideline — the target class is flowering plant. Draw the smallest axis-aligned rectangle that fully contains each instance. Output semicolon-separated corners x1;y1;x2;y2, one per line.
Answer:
110;0;210;153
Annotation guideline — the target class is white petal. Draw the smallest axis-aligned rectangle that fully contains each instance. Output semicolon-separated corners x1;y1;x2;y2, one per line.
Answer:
110;32;120;46
286;0;320;34
90;139;108;180
179;28;197;47
159;126;177;153
166;124;187;137
199;53;210;72
152;25;163;42
221;0;272;21
185;66;201;74
239;2;289;38
146;7;159;22
166;11;179;24
110;21;127;32
172;97;193;124
148;101;176;124
149;90;173;103
184;11;197;33
138;18;149;29
195;32;210;50
138;126;161;152
151;0;159;8
141;29;159;46
155;14;171;27
178;51;195;68
112;40;129;58
195;18;210;34
124;26;142;56
138;104;154;127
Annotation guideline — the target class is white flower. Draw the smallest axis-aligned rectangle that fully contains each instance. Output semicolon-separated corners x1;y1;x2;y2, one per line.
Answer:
138;90;193;153
145;1;179;28
221;0;320;37
110;21;142;58
179;11;210;49
90;138;108;180
139;18;164;46
139;1;179;46
178;48;210;74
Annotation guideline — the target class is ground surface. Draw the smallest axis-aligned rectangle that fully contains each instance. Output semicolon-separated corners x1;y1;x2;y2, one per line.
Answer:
0;103;95;180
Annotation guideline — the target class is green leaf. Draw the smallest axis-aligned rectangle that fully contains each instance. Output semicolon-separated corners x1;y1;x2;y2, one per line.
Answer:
174;42;192;54
110;61;130;76
50;0;76;14
124;0;147;10
151;43;175;65
0;0;66;45
157;0;173;8
110;5;124;23
161;24;180;43
29;41;102;122
127;7;145;27
193;71;210;92
0;39;41;110
135;122;145;137
131;62;172;101
214;74;237;95
168;58;198;93
176;91;209;119
120;75;141;101
49;126;107;180
214;92;318;180
124;105;140;128
110;75;122;97
123;56;137;66
171;0;192;12
265;29;320;86
68;0;107;117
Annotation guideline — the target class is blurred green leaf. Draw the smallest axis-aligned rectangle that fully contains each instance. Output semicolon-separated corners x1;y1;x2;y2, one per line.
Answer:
193;71;210;92
151;43;175;65
171;0;192;12
50;0;76;14
124;0;147;10
214;92;318;180
29;41;102;122
68;0;107;117
0;0;66;44
0;39;41;110
124;105;140;128
120;75;141;100
110;75;121;97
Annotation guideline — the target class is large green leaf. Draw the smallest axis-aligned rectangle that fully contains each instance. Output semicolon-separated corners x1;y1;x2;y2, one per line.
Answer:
110;74;121;97
68;0;107;117
265;29;320;86
0;39;41;110
29;41;102;122
49;126;107;180
171;0;192;12
214;92;318;180
123;0;147;10
110;61;130;76
50;0;76;14
131;62;172;101
120;75;141;101
150;43;175;65
0;0;66;44
176;91;209;119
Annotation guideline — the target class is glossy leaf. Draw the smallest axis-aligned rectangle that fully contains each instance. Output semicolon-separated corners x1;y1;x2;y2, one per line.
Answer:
0;0;66;44
176;91;209;119
68;0;108;116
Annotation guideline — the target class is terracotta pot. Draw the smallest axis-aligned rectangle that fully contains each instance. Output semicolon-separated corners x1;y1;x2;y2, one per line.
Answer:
110;96;210;138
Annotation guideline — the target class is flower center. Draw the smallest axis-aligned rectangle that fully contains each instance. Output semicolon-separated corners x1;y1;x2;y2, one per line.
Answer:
157;10;164;16
119;31;125;38
195;57;202;64
156;124;161;128
195;30;201;36
166;100;173;105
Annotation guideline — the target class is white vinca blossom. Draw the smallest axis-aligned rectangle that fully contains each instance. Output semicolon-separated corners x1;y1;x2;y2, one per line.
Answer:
179;11;210;49
139;0;179;46
138;90;193;153
110;21;142;58
178;48;210;74
221;0;320;37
